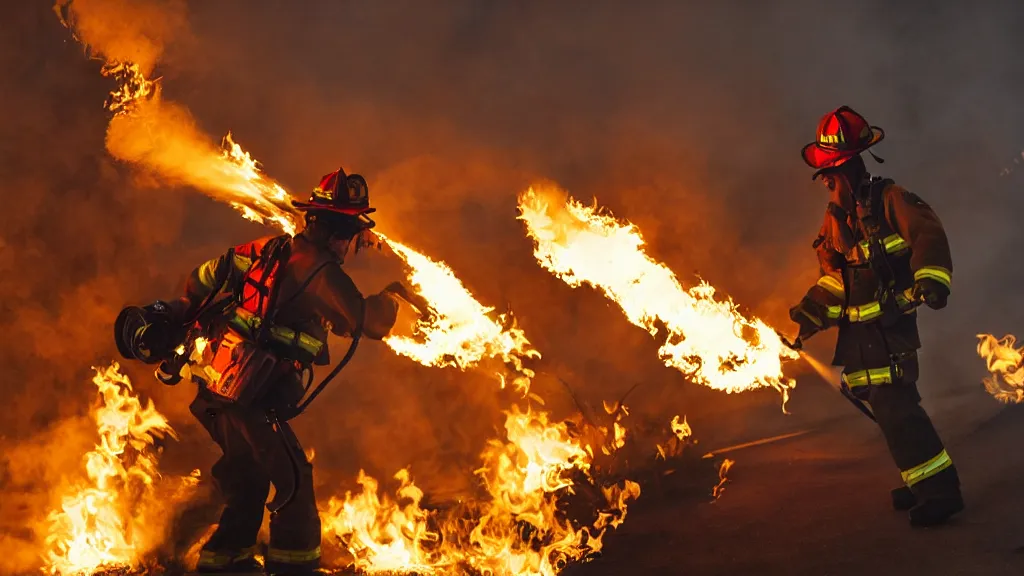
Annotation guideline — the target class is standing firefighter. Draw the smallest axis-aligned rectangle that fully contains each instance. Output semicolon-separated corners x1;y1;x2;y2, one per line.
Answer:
789;106;964;527
115;168;403;574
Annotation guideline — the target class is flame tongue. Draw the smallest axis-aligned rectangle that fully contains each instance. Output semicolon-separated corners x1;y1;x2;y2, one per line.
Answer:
43;363;182;575
517;186;798;399
976;333;1024;404
380;233;540;394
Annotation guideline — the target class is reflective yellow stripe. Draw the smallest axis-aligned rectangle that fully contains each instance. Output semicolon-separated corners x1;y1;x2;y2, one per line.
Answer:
859;234;909;260
914;266;952;289
232;253;253;273
196;258;221;290
846;289;916;323
882;233;910;253
826;305;843;319
229;308;324;357
816;275;845;298
197;546;257;567
842;367;893;388
901;449;953;487
269;326;324;356
267;546;321;564
847;301;882;322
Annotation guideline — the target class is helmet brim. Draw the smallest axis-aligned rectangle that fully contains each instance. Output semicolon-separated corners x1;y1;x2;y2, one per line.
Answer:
291;200;377;216
801;126;885;177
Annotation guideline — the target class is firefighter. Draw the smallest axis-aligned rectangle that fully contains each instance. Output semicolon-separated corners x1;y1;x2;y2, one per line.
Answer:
116;168;401;574
789;106;964;527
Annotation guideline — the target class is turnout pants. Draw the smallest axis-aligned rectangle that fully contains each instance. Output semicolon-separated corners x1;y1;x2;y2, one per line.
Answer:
190;391;321;574
844;354;961;501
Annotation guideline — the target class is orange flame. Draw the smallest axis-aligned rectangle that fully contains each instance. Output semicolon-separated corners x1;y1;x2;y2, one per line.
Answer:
43;363;197;575
321;406;638;576
976;333;1024;404
379;234;540;394
712;459;735;500
518;186;798;404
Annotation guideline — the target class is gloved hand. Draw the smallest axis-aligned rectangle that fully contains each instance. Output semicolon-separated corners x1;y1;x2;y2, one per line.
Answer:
912;278;949;310
789;298;825;340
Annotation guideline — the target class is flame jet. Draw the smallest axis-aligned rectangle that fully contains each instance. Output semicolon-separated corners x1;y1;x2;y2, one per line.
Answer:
518;185;799;402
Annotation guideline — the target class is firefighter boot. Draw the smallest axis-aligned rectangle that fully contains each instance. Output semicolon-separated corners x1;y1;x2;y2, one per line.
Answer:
909;494;964;527
890;486;916;511
907;465;964;527
194;549;264;574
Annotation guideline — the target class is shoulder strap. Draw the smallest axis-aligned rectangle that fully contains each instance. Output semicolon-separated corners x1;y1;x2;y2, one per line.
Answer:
256;236;294;332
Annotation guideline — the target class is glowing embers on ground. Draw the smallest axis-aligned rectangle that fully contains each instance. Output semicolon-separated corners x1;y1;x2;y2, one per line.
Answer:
517;186;798;401
976;333;1024;404
43;363;199;576
380;234;540;394
321;406;639;576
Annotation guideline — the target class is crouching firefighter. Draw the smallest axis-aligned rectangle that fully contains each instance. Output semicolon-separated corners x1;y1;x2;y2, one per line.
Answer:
789;106;964;527
115;168;404;574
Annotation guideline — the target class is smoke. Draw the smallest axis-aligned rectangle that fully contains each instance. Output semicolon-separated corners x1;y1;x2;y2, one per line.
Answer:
3;0;1024;571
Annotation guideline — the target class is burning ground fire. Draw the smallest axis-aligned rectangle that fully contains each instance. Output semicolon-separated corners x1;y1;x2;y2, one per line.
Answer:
517;186;799;405
43;363;199;576
976;333;1024;404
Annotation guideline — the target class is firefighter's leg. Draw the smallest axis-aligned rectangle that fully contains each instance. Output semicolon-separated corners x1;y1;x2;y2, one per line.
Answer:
190;397;270;572
240;411;321;575
868;381;963;526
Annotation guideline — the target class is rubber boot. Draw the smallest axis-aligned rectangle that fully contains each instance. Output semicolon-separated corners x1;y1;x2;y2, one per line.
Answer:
908;494;964;527
891;486;916;511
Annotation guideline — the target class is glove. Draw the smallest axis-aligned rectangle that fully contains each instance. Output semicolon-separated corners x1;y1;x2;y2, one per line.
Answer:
912;278;949;310
789;298;825;340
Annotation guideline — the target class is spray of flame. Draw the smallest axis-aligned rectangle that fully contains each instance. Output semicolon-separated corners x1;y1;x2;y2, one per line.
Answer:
518;186;798;403
976;333;1024;404
379;234;540;394
43;363;198;575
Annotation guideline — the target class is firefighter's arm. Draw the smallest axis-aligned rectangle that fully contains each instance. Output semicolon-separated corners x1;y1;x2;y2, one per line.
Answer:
321;266;399;340
173;248;250;320
886;186;952;309
790;223;846;337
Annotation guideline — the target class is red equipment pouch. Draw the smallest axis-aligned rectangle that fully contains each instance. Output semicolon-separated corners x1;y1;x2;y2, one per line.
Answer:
205;327;280;405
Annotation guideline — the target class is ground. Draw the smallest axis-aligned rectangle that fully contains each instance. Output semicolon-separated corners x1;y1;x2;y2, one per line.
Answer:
578;397;1024;576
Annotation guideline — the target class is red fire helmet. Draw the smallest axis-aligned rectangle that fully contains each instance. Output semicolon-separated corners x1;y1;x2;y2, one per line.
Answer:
292;168;375;216
801;106;884;177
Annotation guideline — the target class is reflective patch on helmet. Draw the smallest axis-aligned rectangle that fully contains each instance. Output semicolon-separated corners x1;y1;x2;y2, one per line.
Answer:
819;131;845;145
313;186;334;200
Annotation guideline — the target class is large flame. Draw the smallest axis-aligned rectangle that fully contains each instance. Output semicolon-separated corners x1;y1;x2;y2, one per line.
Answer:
518;186;798;401
379;234;540;394
43;363;198;575
322;406;638;576
976;333;1024;404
